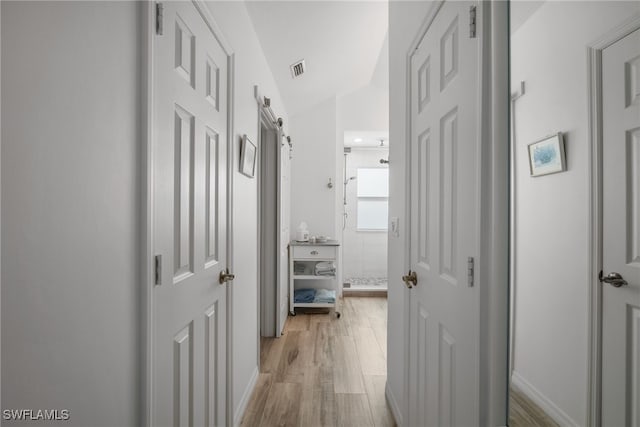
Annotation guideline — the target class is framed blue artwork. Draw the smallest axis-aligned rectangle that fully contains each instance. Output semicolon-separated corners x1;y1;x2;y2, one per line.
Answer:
528;133;567;177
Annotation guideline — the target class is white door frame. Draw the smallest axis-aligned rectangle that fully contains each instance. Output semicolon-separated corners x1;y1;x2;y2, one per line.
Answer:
402;1;509;424
586;13;640;427
255;87;283;342
142;2;236;426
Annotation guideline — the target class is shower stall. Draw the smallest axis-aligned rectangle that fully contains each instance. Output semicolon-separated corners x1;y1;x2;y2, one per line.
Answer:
341;135;389;291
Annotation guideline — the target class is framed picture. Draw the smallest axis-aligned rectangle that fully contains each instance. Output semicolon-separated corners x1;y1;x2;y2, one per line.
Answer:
527;133;566;177
240;135;257;178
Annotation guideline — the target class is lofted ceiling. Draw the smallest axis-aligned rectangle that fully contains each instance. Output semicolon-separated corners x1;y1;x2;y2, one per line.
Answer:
245;1;388;116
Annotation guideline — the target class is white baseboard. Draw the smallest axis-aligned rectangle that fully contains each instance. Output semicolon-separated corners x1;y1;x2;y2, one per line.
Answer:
511;371;579;427
385;381;403;426
233;366;259;427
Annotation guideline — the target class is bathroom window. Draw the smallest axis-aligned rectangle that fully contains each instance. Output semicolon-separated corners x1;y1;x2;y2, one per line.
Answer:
356;168;388;230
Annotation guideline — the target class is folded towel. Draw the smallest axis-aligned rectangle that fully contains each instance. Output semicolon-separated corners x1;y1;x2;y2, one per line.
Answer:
294;288;316;303
313;289;336;304
315;270;336;276
294;264;307;275
315;261;335;270
315;262;336;275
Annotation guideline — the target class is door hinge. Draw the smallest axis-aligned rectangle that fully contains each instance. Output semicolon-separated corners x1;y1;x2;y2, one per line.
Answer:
156;3;164;36
469;5;477;38
154;255;162;285
467;257;474;287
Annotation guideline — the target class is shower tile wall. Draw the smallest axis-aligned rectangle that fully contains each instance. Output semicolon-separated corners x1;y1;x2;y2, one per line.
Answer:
342;147;388;281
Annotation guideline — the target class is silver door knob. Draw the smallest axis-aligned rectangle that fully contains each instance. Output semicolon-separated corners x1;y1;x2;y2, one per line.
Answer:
219;269;235;285
402;270;418;289
599;271;628;288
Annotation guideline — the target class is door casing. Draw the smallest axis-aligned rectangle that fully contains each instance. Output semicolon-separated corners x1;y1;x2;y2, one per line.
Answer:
401;1;509;424
587;13;640;427
257;101;282;340
141;2;236;426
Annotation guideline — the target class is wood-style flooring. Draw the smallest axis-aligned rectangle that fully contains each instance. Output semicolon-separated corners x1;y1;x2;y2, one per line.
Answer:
241;296;557;427
241;297;394;427
509;387;560;427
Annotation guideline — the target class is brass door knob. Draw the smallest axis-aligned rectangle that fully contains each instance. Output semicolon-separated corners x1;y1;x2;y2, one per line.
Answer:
402;270;418;289
219;269;235;285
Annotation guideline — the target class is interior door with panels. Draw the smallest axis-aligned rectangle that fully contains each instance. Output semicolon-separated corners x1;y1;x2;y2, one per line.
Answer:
407;2;480;426
153;2;230;426
601;26;640;427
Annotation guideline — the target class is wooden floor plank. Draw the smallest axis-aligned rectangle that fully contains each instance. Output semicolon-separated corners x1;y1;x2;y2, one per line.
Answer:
353;326;386;376
240;373;273;427
335;394;375;427
313;322;333;367
259;382;302;427
242;297;394;427
260;335;286;374
364;375;396;427
509;387;560;427
332;335;366;394
284;314;310;332
298;366;337;427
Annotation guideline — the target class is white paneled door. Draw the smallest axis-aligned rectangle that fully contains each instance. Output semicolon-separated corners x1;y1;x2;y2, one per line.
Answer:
152;2;230;426
602;27;640;427
408;2;480;426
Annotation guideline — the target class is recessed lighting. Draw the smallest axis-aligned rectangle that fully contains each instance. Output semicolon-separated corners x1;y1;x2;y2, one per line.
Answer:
354;138;363;143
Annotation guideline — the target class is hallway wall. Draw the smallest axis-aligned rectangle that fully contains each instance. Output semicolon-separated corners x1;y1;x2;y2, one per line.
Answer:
1;2;142;425
511;2;640;424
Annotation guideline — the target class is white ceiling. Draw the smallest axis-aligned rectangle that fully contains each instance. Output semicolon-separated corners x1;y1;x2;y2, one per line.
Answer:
344;130;389;148
245;1;388;116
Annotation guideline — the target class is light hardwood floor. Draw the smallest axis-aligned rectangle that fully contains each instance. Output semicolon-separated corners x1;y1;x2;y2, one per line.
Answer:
242;296;556;427
241;297;395;427
509;387;560;427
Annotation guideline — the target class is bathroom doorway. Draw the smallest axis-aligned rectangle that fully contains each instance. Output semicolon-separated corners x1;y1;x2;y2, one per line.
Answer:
341;131;389;294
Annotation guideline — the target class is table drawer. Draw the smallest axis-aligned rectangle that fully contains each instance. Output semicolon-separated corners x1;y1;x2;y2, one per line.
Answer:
292;246;336;259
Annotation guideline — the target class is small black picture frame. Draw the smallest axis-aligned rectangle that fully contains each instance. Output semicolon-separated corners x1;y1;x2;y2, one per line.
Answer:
240;135;257;178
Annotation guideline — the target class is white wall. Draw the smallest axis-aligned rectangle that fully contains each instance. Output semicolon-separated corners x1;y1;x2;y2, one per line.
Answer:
290;96;338;238
388;1;433;423
342;148;388;280
1;2;142;425
511;2;640;425
202;2;289;423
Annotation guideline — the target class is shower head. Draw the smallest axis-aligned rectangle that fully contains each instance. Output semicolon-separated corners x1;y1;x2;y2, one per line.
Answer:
344;176;356;185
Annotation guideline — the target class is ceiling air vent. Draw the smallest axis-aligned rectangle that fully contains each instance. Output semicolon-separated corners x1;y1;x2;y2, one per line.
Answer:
290;60;306;78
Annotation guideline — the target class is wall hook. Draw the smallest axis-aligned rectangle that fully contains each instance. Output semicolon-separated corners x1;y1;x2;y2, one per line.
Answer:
327;178;334;189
